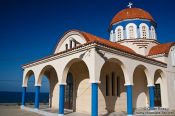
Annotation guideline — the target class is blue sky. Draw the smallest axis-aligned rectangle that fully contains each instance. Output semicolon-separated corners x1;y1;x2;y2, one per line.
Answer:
0;0;175;92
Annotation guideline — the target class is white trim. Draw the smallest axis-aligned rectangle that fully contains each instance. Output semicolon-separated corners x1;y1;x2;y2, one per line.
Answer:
148;53;166;58
112;18;154;26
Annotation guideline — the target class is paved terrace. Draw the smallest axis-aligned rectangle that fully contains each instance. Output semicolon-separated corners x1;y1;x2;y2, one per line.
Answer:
1;104;175;116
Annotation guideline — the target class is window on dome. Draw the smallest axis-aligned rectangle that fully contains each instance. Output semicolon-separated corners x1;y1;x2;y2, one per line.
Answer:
129;26;135;39
115;26;123;41
142;26;147;39
151;26;156;39
117;28;122;40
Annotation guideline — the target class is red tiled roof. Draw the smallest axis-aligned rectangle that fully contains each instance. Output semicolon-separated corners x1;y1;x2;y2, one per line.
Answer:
80;31;135;54
23;30;167;67
148;42;175;56
110;8;155;26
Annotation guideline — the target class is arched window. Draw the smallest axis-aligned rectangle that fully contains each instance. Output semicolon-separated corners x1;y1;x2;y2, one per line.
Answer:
142;26;147;39
126;23;137;39
118;28;122;39
115;26;124;41
151;26;156;39
129;26;135;39
171;46;175;66
139;23;149;39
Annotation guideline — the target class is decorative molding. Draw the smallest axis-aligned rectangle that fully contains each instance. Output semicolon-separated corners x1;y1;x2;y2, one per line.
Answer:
148;53;166;58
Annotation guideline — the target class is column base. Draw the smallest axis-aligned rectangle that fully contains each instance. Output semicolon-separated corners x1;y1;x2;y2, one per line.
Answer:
21;105;25;110
34;108;39;111
127;115;133;116
58;114;64;116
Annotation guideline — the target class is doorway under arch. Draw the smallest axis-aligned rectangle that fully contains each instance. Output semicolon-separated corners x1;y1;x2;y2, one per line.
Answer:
154;69;163;107
65;72;73;110
62;59;90;113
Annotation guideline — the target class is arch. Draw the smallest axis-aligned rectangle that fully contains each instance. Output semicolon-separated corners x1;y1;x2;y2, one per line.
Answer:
139;23;149;39
131;64;151;84
62;58;90;112
99;58;128;113
126;23;137;39
23;70;35;87
61;58;89;84
54;30;87;54
150;26;156;39
115;26;124;41
36;65;59;109
133;64;149;109
154;69;165;79
37;65;58;86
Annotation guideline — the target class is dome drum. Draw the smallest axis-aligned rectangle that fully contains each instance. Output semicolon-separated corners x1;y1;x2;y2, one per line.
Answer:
109;8;157;42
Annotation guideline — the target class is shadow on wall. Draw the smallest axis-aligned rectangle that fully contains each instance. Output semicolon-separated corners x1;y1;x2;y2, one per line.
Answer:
99;60;126;115
68;61;90;112
133;66;148;110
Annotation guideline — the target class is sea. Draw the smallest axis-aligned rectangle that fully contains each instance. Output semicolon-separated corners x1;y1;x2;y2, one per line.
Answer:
0;91;49;103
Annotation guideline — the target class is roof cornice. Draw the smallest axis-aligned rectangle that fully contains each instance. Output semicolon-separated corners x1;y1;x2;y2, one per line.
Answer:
22;41;167;69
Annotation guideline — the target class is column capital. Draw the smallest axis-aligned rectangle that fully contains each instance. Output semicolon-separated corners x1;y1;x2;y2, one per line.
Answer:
90;80;101;84
22;85;27;88
124;83;133;86
147;84;155;87
35;84;41;87
58;82;67;85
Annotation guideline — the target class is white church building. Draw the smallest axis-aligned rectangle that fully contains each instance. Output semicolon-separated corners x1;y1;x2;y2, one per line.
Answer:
21;5;175;116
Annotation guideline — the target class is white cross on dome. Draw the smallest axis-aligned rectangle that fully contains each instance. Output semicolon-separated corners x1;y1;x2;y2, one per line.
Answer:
128;2;133;8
